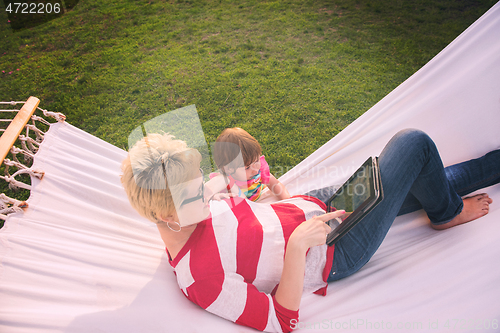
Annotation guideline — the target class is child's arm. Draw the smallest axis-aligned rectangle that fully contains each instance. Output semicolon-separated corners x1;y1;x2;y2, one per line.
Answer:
205;173;244;201
259;155;290;201
267;174;291;200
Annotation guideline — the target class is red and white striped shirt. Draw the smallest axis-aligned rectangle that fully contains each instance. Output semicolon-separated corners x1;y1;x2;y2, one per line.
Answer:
169;195;335;333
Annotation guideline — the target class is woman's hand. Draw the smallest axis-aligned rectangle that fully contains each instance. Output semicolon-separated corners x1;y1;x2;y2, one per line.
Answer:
288;210;345;253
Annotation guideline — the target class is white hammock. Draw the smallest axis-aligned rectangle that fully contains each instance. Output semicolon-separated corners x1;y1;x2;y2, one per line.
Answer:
1;2;500;332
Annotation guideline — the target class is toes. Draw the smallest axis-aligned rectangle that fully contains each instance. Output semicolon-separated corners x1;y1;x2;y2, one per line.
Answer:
480;196;492;204
469;193;487;201
470;193;492;204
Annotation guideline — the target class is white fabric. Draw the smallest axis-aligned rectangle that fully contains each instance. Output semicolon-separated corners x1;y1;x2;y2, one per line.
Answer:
1;2;500;332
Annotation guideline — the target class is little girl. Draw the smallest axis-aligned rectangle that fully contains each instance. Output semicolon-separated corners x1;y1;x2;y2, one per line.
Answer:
208;127;290;202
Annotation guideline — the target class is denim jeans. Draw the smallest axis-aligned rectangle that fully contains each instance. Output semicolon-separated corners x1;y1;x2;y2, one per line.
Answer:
305;129;500;282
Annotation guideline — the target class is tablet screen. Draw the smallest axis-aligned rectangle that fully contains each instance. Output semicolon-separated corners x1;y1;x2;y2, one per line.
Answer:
326;157;383;245
329;161;374;214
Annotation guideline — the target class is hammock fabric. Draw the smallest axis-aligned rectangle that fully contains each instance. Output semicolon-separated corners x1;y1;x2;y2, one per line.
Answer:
1;2;500;332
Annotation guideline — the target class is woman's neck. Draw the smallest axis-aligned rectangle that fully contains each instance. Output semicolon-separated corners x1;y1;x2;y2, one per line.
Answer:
157;223;197;260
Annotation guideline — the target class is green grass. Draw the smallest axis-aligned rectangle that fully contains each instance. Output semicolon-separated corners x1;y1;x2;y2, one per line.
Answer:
0;0;496;199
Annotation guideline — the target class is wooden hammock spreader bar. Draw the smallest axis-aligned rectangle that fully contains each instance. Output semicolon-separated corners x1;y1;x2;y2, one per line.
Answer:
0;96;40;165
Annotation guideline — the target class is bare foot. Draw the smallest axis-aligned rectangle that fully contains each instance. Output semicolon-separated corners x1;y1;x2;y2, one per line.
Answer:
431;193;493;230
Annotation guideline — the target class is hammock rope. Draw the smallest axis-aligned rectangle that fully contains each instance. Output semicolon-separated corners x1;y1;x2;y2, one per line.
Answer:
0;97;65;220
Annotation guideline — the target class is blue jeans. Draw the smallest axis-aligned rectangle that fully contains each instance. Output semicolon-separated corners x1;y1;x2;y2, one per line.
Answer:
305;129;500;282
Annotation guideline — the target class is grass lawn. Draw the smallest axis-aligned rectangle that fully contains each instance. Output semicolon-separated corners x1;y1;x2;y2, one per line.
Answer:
0;0;496;216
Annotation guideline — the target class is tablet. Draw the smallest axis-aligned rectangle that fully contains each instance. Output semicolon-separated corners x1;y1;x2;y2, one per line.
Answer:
325;156;384;246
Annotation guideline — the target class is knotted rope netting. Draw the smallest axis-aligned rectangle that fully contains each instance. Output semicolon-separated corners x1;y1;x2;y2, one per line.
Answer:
0;97;65;220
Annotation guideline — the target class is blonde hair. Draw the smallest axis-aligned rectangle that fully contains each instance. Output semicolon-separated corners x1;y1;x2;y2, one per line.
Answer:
121;133;202;223
213;127;261;173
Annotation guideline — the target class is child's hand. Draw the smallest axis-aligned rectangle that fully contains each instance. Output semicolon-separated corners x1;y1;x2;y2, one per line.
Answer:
209;192;238;201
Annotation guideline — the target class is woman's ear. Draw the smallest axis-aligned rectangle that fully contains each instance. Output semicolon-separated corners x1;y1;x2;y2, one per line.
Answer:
159;212;178;223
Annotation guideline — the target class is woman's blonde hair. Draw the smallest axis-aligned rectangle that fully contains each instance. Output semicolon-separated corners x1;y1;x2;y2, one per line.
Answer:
213;127;261;173
121;133;202;223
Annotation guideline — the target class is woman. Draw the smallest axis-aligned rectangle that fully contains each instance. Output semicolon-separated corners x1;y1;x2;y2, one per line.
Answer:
121;129;499;333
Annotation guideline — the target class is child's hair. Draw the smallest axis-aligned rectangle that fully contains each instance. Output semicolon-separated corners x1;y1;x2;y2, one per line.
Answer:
213;127;261;173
